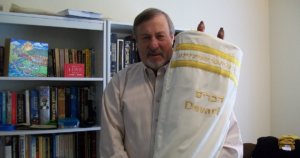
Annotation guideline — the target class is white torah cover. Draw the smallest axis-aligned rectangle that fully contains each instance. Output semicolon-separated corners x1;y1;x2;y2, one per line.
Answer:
153;31;243;158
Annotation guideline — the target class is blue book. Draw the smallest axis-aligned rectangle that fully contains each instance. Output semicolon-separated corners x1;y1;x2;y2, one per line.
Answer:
70;87;78;118
1;92;6;124
0;92;2;124
30;89;39;125
51;134;56;158
30;136;37;158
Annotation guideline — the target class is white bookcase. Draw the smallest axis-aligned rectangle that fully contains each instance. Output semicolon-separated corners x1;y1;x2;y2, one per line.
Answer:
0;12;106;157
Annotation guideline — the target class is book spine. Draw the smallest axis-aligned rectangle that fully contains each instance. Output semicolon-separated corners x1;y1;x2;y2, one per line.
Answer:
24;90;30;126
84;49;91;77
124;40;131;68
47;49;54;77
0;92;3;124
12;136;19;158
65;87;71;118
52;48;56;77
50;134;56;158
68;49;73;64
54;48;60;77
3;39;11;76
90;48;95;77
38;136;43;158
0;46;4;76
2;91;6;124
5;136;13;158
57;87;65;119
11;91;17;125
55;135;60;158
50;87;58;123
77;50;82;64
59;48;65;77
64;48;69;64
31;136;37;158
30;89;39;125
0;137;5;158
110;34;118;77
6;91;12;124
19;135;26;158
70;87;78;118
38;86;50;125
73;49;78;64
17;92;26;124
117;39;124;71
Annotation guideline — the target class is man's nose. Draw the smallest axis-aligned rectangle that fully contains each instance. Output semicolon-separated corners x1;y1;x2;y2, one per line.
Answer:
149;37;159;49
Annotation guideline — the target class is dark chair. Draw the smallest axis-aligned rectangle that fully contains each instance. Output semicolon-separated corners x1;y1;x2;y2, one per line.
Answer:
243;143;256;158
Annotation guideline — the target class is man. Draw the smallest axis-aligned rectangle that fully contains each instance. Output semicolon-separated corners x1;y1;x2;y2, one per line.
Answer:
100;8;243;158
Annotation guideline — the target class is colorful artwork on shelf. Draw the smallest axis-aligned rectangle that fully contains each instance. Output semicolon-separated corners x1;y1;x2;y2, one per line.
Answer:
6;39;48;77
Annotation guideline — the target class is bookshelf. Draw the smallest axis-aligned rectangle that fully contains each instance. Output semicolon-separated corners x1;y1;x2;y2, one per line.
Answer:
0;12;106;157
106;20;134;81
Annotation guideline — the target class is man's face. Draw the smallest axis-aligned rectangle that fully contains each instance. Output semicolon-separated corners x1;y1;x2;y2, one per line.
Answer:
135;14;174;71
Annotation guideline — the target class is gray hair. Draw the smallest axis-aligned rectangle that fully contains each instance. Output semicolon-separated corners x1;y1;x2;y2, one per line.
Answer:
133;8;175;37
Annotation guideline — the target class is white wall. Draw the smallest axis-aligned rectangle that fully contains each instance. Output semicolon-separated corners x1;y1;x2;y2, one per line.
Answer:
270;0;300;137
0;0;271;143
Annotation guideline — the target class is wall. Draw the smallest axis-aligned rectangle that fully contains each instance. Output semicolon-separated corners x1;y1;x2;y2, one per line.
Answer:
270;0;300;137
0;0;271;143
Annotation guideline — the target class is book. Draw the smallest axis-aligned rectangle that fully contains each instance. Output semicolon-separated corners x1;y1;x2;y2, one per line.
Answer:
30;136;37;158
117;39;124;71
19;135;26;158
65;87;71;118
16;92;26;124
30;89;39;125
1;92;6;124
124;39;131;68
64;64;84;77
50;87;58;124
110;34;118;77
0;92;2;125
83;49;91;77
54;48;60;77
4;38;48;77
6;91;17;125
59;48;65;77
0;137;4;158
57;87;65;119
5;136;12;158
11;91;17;125
70;87;78;118
57;9;102;19
47;49;54;77
38;86;50;125
24;90;30;126
0;46;4;76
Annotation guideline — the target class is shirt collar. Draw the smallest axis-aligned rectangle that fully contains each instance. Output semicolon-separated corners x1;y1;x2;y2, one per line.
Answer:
143;63;168;78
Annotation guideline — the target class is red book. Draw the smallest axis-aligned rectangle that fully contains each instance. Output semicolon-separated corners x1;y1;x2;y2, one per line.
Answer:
11;91;17;125
64;64;85;77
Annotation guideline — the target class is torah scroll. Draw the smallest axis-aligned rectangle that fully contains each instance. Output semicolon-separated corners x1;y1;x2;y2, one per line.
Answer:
153;31;243;158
